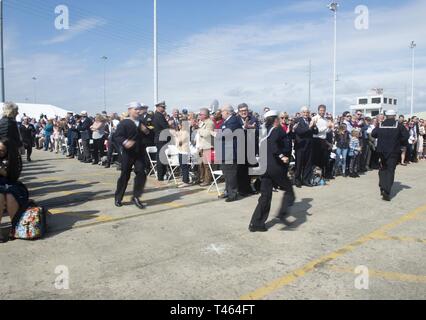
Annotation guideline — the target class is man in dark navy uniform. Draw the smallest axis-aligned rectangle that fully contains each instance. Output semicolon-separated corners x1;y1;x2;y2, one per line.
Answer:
249;110;295;232
152;101;170;181
114;102;150;209
371;110;409;201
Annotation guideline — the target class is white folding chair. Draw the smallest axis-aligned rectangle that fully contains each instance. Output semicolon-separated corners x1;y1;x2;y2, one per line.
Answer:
165;145;181;185
62;137;69;155
207;161;224;197
146;146;158;178
290;149;296;167
78;139;84;154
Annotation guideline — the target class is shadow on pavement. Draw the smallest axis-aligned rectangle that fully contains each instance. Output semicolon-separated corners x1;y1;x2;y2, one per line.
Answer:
392;182;411;199
46;210;101;236
266;198;313;231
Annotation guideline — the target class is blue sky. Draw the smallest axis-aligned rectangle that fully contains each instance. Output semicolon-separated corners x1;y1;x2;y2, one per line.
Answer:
4;0;426;114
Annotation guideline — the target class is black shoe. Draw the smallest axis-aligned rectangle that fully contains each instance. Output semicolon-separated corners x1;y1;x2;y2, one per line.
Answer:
295;180;302;188
303;182;313;187
133;197;146;209
104;164;111;168
382;193;391;202
27;158;32;162
115;200;123;207
92;162;98;165
249;225;268;233
225;197;238;203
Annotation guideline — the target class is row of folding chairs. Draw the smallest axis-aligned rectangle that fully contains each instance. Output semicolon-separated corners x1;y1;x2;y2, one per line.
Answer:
146;146;224;197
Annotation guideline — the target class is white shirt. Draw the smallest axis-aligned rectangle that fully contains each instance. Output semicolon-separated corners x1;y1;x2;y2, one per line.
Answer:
313;116;328;140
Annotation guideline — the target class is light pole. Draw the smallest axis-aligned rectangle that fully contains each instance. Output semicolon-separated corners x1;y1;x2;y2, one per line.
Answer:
101;55;108;113
0;0;5;102
153;0;158;106
409;41;416;117
328;2;338;119
32;76;37;104
308;59;312;109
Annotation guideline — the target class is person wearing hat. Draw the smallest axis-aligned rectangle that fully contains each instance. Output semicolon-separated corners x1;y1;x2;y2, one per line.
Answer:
113;102;150;209
249;110;295;232
152;101;170;181
76;111;93;163
139;103;155;173
371;110;409;201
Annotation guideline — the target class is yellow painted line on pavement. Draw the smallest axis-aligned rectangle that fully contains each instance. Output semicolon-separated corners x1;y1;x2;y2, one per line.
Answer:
240;204;426;300
327;265;426;284
374;234;426;244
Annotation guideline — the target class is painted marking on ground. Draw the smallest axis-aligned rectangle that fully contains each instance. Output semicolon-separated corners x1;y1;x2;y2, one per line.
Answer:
375;234;426;244
240;204;426;300
327;265;426;284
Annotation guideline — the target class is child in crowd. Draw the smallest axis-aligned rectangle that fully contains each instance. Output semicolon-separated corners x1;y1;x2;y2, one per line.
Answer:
348;129;362;178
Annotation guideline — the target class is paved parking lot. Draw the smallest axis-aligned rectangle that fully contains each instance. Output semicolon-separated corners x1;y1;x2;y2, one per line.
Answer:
1;150;425;300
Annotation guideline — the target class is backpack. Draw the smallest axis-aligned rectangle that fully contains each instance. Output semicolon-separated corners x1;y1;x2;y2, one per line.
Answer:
11;203;48;240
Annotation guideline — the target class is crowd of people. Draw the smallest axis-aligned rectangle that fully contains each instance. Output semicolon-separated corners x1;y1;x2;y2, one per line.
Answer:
0;100;425;234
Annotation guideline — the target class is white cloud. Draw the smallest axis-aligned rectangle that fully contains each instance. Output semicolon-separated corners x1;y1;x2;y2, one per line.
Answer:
42;17;106;45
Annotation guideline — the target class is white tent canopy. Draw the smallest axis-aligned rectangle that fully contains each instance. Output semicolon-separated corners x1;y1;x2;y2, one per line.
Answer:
1;102;71;121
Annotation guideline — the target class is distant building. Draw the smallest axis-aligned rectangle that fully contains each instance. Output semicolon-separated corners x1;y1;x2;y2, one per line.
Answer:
350;89;399;117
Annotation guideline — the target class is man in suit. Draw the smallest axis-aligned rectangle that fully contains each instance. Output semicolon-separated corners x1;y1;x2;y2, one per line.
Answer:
236;103;259;196
19;117;36;162
152;101;170;181
249;110;295;232
371;110;409;201
294;106;318;188
219;104;242;202
169;109;181;130
76;111;93;163
114;102;150;209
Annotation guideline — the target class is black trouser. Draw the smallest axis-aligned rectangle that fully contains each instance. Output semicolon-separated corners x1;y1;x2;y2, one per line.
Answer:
378;153;399;196
313;138;329;177
67;131;77;156
23;141;32;160
222;163;238;200
156;142;167;181
179;154;190;184
237;163;252;194
115;152;147;202
250;170;295;228
92;138;105;164
295;146;313;184
82;139;91;162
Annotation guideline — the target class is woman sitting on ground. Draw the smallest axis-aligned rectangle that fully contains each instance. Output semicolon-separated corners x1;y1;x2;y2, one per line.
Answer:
0;138;28;226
